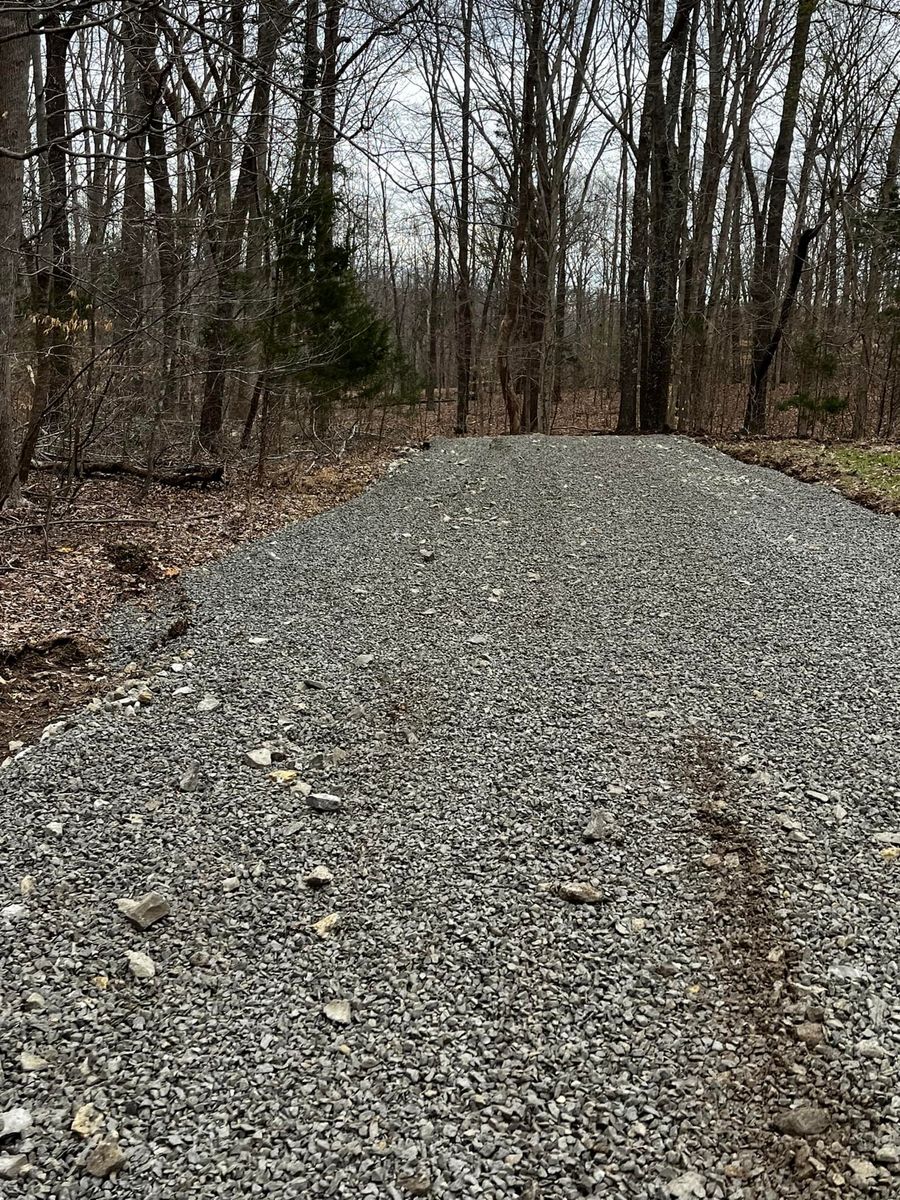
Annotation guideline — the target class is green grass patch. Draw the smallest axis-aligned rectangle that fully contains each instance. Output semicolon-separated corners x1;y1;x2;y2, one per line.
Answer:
827;446;900;500
717;438;900;514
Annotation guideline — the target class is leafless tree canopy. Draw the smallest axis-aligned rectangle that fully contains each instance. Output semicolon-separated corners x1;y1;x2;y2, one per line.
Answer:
1;0;899;501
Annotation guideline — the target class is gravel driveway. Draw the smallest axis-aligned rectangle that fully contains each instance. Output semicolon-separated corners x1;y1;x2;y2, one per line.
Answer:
3;435;900;1199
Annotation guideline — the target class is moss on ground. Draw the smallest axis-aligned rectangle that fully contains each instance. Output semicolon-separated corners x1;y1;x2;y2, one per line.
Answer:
827;446;900;501
716;439;900;515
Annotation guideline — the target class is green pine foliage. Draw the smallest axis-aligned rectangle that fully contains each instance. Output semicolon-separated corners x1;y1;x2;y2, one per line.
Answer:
260;183;416;415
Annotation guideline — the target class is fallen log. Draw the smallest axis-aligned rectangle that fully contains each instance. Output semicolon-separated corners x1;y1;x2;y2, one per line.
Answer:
37;460;224;487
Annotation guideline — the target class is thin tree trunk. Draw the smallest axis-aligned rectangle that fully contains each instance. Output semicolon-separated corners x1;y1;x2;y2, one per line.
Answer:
744;0;817;432
455;0;475;435
0;5;31;503
20;7;82;484
852;106;900;438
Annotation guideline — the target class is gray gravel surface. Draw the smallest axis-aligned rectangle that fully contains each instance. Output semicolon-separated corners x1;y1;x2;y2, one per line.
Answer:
3;435;900;1199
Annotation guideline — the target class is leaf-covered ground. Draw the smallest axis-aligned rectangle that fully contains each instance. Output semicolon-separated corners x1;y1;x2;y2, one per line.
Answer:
717;439;900;514
0;455;389;745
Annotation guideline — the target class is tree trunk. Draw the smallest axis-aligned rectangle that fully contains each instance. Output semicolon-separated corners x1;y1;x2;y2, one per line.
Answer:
0;5;30;504
618;78;653;433
744;0;817;432
454;0;475;435
642;0;697;432
20;8;80;484
497;2;539;434
852;106;900;438
198;0;288;454
315;0;341;262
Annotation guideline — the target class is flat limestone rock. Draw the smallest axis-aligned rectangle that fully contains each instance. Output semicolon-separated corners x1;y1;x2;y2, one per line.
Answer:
324;999;351;1025
126;950;156;980
115;892;170;930
20;1052;50;1072
0;1107;32;1137
0;1154;27;1180
557;881;606;905
245;747;273;768
83;1140;126;1178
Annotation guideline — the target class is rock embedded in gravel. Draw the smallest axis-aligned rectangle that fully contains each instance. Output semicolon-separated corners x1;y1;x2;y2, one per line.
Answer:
313;913;341;938
856;1039;887;1060
557;882;606;904
875;1145;900;1165
71;1105;103;1137
794;1022;824;1048
125;950;156;980
666;1172;707;1199
773;1106;831;1138
178;762;203;792
0;1154;27;1180
324;999;352;1025
398;1172;432;1195
307;792;342;813
245;747;273;768
582;809;624;843
19;1052;50;1072
83;1140;126;1178
197;695;221;713
0;1108;32;1138
304;866;333;889
115;891;170;930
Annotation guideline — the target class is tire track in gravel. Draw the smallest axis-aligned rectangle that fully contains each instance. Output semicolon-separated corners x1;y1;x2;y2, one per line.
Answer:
674;729;861;1198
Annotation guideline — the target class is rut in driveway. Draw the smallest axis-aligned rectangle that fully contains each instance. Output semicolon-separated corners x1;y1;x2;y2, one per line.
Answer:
2;436;900;1199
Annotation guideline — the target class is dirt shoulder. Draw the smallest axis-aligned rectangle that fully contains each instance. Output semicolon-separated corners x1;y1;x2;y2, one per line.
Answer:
0;452;391;747
716;438;900;516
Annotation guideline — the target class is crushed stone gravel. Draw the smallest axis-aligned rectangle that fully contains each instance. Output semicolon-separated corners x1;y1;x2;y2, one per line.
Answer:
2;435;900;1198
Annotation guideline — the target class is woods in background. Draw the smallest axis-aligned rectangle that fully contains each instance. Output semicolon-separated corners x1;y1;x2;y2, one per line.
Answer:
1;0;899;505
